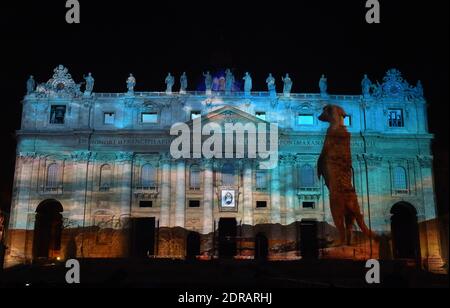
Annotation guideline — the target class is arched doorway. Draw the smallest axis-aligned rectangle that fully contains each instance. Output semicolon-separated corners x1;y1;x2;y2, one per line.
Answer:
391;202;420;260
33;200;63;260
186;232;201;260
254;233;268;260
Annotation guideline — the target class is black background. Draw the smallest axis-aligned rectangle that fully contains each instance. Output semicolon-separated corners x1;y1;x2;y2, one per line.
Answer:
0;0;448;219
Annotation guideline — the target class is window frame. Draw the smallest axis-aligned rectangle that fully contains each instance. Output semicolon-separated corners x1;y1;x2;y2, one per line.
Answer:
189;164;201;190
255;111;267;121
103;112;116;125
99;164;112;192
140;163;157;190
49;105;67;125
141;111;159;124
388;109;405;128
297;114;315;126
393;166;408;194
298;164;316;189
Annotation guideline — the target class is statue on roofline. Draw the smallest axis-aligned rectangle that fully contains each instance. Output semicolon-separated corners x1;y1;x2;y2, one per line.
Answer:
84;72;95;93
180;72;188;94
127;73;136;93
266;73;276;95
26;75;36;95
165;73;175;94
282;73;293;97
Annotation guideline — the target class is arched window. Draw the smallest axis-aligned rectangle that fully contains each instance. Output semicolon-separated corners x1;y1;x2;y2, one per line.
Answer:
46;163;59;188
141;164;157;189
190;164;201;190
256;170;268;191
222;163;235;186
99;164;112;191
394;166;408;191
299;164;315;188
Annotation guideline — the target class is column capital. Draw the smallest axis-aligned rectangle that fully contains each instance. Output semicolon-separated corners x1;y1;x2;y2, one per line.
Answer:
115;151;134;163
71;150;95;162
159;153;172;164
279;154;296;166
18;152;36;162
200;159;214;169
358;153;383;167
417;155;433;168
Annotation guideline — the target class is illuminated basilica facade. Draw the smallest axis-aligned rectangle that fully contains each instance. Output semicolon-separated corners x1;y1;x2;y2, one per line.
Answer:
4;66;445;271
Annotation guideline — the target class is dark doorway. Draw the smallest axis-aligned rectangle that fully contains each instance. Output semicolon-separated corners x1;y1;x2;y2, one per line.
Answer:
391;202;420;260
33;199;63;260
218;218;237;258
186;231;201;260
254;233;269;260
299;220;319;259
130;217;155;258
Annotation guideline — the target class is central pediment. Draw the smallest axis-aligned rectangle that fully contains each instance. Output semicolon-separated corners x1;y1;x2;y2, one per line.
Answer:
185;105;267;128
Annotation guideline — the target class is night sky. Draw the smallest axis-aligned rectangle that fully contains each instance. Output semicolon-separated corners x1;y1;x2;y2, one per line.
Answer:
0;1;448;216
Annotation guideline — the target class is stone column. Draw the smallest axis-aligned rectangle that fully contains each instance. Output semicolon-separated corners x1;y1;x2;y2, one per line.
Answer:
71;151;93;228
270;161;282;258
417;155;443;272
282;156;296;225
175;160;186;228
159;156;171;227
7;152;36;265
270;165;281;224
202;160;214;234
116;152;134;218
243;160;254;226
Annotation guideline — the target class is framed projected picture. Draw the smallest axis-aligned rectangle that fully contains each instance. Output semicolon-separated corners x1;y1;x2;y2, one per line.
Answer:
221;190;236;208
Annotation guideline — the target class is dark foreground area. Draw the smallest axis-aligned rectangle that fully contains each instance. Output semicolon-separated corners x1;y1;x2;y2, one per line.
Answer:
0;259;448;288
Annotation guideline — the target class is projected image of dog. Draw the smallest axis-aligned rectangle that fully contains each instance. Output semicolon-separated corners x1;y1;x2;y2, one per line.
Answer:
318;105;374;246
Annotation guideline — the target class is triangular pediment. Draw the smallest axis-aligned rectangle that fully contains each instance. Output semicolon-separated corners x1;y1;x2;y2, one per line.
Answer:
185;105;268;128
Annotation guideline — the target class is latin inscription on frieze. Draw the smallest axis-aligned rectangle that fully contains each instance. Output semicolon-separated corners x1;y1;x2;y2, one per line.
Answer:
280;138;374;148
86;136;374;147
89;137;172;146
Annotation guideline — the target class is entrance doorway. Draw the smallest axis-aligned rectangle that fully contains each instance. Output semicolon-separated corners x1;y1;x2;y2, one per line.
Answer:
130;217;155;258
391;202;420;260
299;220;319;259
33;199;63;260
254;233;269;260
218;218;237;258
186;232;201;260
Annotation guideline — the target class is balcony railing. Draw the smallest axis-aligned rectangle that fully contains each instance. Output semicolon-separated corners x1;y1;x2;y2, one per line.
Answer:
93;91;361;101
135;186;158;192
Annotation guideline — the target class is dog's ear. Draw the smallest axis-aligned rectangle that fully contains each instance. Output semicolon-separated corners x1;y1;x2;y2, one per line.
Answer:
335;106;346;118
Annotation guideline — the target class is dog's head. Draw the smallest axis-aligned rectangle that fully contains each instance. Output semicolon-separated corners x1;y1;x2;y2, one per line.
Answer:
318;105;347;125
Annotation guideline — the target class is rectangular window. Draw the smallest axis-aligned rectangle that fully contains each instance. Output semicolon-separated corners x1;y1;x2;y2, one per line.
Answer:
256;201;267;209
49;105;66;124
256;201;267;208
139;201;153;208
103;112;115;125
256;170;268;191
297;114;314;125
344;115;352;127
191;111;201;120
189;200;201;208
256;112;266;121
388;109;404;128
302;202;315;209
142;112;158;124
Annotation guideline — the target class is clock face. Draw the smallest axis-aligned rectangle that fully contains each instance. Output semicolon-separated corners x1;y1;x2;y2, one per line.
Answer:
56;82;65;91
389;83;402;96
